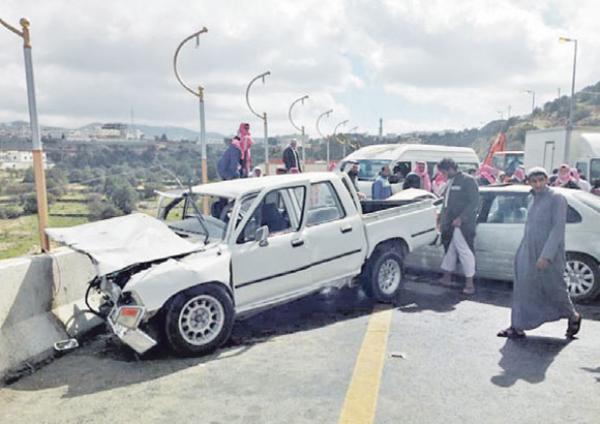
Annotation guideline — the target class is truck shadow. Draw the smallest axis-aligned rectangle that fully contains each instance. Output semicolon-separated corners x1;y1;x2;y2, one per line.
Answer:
6;285;375;398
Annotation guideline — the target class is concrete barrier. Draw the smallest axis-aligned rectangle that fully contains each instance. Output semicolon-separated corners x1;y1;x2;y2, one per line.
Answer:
0;247;100;381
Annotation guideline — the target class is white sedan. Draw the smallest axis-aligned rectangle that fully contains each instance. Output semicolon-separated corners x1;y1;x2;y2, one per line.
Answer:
405;185;600;301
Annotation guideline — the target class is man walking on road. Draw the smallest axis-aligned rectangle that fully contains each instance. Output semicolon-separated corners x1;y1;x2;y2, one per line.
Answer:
437;158;479;295
498;167;582;339
283;139;302;173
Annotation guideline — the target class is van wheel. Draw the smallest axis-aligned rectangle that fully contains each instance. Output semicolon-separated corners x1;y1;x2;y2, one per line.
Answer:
164;284;234;356
362;249;405;303
565;253;600;302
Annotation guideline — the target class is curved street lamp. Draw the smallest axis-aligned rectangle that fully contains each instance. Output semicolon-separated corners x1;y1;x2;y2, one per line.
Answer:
333;120;348;159
316;109;333;163
173;27;209;187
0;17;49;251
246;71;271;174
288;94;309;164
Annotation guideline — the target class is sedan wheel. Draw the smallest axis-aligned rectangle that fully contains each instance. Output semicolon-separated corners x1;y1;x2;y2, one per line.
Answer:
564;253;600;301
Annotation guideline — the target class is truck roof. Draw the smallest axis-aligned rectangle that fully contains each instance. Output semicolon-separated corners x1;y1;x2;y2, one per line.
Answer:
163;172;338;199
344;143;477;160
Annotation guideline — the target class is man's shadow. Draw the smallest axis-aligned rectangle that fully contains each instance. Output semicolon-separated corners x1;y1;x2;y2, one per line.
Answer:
491;336;572;387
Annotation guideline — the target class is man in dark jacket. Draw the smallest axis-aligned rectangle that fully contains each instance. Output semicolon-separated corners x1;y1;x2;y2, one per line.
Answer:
283;139;302;172
217;137;241;180
437;158;479;294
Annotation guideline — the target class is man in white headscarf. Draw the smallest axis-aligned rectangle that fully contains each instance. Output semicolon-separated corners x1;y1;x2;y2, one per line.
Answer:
497;167;581;338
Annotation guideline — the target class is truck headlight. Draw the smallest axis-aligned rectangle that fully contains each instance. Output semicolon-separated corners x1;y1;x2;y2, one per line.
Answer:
113;306;145;329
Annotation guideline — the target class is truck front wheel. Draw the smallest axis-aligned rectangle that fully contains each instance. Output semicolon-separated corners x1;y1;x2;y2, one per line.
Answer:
363;250;404;303
164;284;234;356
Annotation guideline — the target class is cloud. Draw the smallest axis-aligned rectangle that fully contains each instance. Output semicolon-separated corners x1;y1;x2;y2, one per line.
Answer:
0;0;599;137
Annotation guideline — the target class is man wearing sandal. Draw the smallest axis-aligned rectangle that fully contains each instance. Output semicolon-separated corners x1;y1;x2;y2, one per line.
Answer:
498;167;582;339
437;158;479;295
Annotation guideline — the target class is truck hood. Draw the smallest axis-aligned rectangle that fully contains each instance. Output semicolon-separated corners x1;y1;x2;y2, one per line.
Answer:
46;213;202;276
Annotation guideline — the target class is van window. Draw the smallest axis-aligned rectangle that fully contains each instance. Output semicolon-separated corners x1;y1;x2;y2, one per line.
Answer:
458;163;479;174
355;160;390;181
392;161;411;178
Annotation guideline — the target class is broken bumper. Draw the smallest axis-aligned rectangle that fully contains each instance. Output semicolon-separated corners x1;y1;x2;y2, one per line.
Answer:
107;306;158;355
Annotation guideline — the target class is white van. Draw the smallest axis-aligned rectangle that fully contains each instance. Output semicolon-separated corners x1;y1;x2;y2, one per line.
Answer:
338;144;480;197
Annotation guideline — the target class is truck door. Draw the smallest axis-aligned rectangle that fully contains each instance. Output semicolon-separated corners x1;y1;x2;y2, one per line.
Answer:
544;141;555;172
231;181;312;308
303;181;365;284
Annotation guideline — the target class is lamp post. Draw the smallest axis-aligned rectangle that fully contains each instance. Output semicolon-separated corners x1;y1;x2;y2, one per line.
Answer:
316;109;333;164
559;36;578;162
0;17;49;251
524;90;535;120
246;71;271;174
173;27;208;188
288;94;309;164
333;120;349;159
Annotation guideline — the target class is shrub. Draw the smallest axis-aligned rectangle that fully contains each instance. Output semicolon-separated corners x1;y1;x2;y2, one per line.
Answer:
0;205;22;219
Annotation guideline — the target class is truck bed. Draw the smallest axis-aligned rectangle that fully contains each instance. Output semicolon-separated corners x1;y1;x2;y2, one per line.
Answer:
361;199;438;257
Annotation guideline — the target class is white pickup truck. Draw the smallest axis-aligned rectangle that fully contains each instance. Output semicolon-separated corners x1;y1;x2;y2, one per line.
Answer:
47;172;437;356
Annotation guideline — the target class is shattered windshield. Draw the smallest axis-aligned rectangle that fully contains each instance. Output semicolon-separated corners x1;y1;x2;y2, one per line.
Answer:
159;194;235;243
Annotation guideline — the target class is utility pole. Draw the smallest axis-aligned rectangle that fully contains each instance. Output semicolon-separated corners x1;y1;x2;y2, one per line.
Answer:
379;118;383;139
0;17;49;251
246;71;271;174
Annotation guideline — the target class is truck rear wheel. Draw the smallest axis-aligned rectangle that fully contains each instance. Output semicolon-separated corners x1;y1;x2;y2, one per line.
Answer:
164;284;234;356
362;249;405;303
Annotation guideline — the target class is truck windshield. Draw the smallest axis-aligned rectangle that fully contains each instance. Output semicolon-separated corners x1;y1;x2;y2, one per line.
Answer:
159;194;235;242
590;159;600;183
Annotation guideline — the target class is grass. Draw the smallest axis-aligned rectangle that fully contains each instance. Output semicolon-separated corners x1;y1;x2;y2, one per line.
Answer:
0;195;160;260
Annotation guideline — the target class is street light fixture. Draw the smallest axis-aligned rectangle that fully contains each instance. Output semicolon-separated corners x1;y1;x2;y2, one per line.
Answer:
333;120;349;159
0;17;49;251
524;90;536;116
246;71;271;174
173;27;208;188
316;109;333;164
559;36;578;162
288;94;309;164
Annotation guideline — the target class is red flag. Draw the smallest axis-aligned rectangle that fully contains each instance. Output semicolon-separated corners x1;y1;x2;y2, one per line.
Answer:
483;132;506;167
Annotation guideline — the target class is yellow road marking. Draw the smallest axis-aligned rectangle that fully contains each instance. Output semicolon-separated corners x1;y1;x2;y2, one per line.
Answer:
338;305;393;424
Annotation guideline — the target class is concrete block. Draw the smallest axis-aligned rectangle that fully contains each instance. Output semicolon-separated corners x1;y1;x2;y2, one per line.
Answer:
49;247;102;336
0;255;67;378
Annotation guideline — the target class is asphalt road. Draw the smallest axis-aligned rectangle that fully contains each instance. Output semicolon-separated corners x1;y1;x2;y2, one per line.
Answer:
1;274;599;424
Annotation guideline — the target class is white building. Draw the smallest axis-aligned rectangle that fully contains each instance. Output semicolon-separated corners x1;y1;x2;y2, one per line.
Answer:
0;150;49;170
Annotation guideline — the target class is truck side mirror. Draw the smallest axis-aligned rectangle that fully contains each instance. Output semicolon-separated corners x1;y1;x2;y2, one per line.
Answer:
255;225;269;247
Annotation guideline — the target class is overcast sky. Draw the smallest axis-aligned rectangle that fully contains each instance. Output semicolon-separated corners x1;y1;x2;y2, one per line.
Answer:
1;0;599;137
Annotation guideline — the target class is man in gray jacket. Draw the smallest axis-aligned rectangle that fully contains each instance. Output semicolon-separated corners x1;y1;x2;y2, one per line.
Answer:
437;158;479;295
